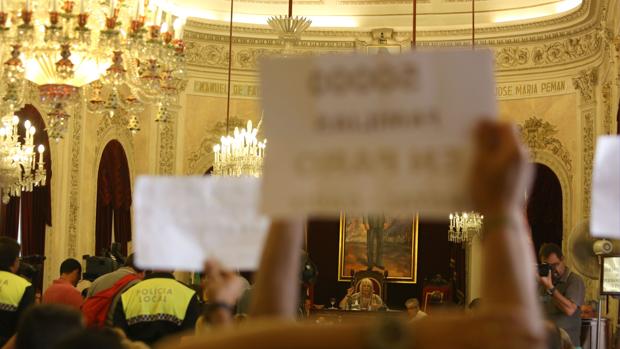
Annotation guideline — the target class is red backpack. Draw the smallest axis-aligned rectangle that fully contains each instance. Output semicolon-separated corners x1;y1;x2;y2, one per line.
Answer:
81;274;141;328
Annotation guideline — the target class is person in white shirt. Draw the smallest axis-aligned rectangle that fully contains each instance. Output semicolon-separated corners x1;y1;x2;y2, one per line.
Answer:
405;298;427;321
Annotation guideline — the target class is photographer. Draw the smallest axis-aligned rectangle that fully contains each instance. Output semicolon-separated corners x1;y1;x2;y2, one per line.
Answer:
538;243;585;346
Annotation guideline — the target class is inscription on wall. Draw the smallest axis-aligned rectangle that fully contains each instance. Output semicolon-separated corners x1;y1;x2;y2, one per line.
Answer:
495;79;571;100
193;81;261;99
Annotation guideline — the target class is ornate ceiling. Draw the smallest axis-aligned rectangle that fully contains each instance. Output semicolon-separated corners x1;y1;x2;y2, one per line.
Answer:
152;0;584;29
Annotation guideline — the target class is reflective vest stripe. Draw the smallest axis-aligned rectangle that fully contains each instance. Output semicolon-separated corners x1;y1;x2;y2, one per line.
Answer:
0;271;31;312
122;278;195;326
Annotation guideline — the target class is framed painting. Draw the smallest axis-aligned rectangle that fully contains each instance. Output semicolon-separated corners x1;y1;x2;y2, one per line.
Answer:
338;213;419;283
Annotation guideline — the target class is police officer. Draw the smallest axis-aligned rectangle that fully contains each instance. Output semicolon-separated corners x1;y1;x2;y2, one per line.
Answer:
0;237;35;347
113;270;200;345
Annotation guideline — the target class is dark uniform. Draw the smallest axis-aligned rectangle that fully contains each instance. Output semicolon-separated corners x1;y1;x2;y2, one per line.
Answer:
113;272;200;345
0;271;35;346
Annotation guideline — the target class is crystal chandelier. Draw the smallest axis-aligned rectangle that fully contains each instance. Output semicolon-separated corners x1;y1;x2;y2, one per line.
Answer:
212;120;266;177
448;212;484;244
212;0;266;178
0;114;46;203
0;0;186;140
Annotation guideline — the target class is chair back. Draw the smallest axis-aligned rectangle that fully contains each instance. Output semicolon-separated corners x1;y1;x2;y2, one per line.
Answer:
350;269;388;302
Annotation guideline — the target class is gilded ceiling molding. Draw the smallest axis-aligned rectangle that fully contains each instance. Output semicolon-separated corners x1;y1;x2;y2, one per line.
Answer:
518;116;574;181
186;116;247;175
495;31;601;70
184;29;603;72
572;67;599;104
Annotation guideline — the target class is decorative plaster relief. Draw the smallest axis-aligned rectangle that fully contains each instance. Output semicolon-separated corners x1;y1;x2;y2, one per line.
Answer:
572;68;599;105
602;82;613;134
158;121;176;175
67;105;82;257
582;111;595;218
496;32;602;69
185;30;602;72
518;116;574;180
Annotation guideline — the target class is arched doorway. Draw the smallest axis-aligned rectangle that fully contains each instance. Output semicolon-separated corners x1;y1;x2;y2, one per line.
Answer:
527;163;563;257
95;140;132;256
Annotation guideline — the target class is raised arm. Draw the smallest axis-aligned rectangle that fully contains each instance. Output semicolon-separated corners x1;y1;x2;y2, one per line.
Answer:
471;121;544;338
158;121;545;349
249;219;304;318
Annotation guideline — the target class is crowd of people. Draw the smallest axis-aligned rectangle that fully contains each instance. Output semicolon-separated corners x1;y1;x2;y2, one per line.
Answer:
0;121;586;349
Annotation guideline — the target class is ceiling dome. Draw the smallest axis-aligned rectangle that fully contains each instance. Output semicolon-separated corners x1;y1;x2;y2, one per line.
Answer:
151;0;583;29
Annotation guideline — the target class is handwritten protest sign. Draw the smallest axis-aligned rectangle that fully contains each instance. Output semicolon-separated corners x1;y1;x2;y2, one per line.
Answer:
591;136;620;238
134;176;270;271
259;50;496;218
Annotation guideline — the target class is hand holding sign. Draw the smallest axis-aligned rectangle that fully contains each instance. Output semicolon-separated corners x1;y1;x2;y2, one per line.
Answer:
259;50;497;218
134;176;270;271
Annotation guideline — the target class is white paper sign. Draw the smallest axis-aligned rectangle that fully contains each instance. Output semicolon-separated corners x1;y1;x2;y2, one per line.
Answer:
591;136;620;238
134;176;271;271
259;50;497;218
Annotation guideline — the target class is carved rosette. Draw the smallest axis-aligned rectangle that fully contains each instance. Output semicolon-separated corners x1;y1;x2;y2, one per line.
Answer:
518;116;573;179
572;68;599;105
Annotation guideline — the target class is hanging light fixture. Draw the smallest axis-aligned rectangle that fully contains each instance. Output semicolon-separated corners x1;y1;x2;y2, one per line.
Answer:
212;0;266;178
267;0;311;53
0;0;187;141
0;114;46;203
447;0;483;245
448;212;484;244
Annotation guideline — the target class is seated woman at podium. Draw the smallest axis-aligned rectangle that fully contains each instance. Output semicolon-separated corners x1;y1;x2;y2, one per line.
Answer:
339;278;384;310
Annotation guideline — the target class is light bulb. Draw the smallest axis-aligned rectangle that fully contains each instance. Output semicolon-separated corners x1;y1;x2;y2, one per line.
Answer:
30;126;36;135
38;144;45;153
449;213;453;219
213;144;220;152
160;22;168;33
24;120;31;129
12;115;19;125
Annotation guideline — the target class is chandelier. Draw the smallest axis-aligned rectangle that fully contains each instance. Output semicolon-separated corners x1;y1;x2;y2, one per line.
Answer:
0;115;46;203
211;0;266;178
212;120;266;177
448;212;484;244
0;0;187;141
267;0;311;53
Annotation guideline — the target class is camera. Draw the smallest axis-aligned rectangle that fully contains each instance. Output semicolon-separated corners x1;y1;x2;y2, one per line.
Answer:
538;263;552;277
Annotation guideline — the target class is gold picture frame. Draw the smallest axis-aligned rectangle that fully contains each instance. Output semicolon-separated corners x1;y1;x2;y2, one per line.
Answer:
338;213;419;284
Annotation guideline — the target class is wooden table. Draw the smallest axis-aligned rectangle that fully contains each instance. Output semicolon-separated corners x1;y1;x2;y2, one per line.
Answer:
309;308;405;324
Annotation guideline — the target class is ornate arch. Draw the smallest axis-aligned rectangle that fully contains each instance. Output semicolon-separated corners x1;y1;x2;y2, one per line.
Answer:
86;116;135;255
519;117;574;248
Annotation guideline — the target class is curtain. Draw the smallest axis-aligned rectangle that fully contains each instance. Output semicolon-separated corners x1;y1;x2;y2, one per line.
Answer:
95;140;132;255
0;197;20;239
